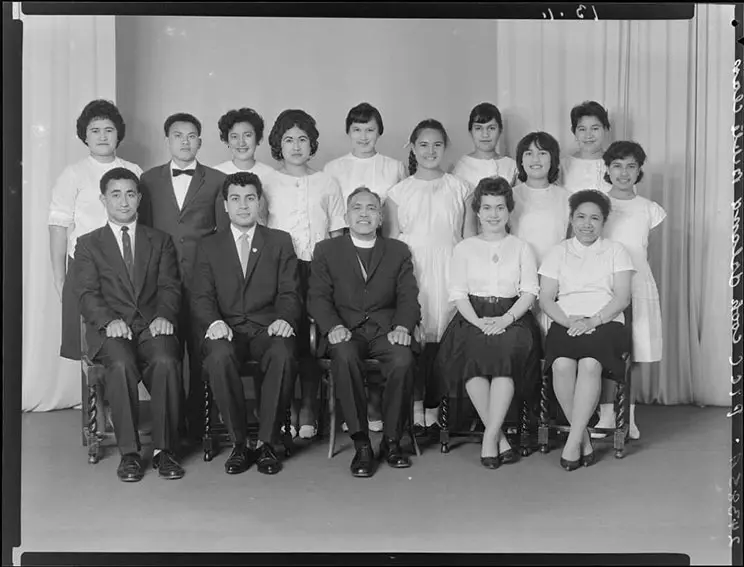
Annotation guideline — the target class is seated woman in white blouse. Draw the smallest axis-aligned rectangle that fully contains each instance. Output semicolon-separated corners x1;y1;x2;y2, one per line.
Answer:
538;189;634;472
436;177;540;469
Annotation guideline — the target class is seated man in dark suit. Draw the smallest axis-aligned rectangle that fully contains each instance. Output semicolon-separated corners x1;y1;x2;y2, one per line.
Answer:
191;171;300;476
308;187;421;478
75;167;184;483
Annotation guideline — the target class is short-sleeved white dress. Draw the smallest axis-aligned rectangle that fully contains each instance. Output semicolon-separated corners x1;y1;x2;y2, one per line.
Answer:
452;154;518;188
387;173;473;342
603;194;666;362
560;155;612;194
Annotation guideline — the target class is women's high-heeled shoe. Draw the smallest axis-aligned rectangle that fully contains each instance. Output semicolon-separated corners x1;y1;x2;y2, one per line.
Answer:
581;432;596;467
498;443;520;465
560;455;581;471
480;456;501;469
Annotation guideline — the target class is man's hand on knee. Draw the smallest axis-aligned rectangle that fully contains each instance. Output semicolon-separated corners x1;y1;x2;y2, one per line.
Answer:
268;319;295;338
106;319;132;340
387;326;411;347
206;320;233;341
328;325;351;345
149;317;174;337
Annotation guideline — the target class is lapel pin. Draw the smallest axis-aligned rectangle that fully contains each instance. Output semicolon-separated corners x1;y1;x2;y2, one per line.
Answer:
252;248;258;253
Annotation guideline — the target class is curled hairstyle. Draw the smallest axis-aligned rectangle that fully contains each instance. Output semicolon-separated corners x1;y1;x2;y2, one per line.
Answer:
347;186;382;209
602;141;647;184
407;119;449;176
217;108;265;144
222;171;263;201
99;167;140;195
570;100;610;133
164;113;202;137
467;102;503;132
76;99;126;147
472;176;514;214
569;189;611;222
268;109;320;162
515;131;561;184
345;103;384;135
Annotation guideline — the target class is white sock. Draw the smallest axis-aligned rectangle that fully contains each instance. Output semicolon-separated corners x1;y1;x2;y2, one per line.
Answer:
597;403;615;424
425;407;440;426
413;401;425;424
153;449;162;457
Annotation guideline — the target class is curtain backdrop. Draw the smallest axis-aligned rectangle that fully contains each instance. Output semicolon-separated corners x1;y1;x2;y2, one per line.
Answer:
22;6;735;410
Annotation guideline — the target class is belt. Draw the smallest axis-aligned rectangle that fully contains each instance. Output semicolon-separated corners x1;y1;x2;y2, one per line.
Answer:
470;295;517;304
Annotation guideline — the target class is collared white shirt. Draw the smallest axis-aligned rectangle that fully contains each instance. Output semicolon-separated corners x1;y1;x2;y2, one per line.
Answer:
108;219;137;262
170;159;197;210
230;222;256;262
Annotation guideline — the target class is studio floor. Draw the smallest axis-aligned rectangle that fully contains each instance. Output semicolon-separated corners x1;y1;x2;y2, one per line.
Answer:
13;405;734;564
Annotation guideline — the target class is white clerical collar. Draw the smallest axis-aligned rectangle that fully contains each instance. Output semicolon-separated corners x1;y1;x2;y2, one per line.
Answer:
350;234;376;249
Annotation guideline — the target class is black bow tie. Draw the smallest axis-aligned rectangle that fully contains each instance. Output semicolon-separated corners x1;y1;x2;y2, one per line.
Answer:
173;168;195;177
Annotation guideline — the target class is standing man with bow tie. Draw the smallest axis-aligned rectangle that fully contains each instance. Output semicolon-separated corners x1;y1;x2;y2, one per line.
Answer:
76;167;184;482
139;113;229;442
191;171;301;475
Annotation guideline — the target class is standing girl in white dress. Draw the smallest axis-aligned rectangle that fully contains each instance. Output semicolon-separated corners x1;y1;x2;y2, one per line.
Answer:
594;141;665;440
560;101;613;195
214;108;275;223
48;99;143;361
387;119;477;430
452;103;518;188
323;102;407;433
511;132;571;334
266;109;347;440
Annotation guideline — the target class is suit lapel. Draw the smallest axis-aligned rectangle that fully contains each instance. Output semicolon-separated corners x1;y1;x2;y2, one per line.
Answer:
133;225;152;300
100;225;135;298
341;234;366;283
180;162;206;216
160;164;181;215
243;225;263;287
365;237;386;282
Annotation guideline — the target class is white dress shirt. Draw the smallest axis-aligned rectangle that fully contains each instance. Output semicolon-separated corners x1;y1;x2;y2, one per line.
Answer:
170;159;198;210
108;219;137;261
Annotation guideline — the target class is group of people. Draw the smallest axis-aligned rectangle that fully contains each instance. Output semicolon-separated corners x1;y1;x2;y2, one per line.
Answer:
49;98;666;481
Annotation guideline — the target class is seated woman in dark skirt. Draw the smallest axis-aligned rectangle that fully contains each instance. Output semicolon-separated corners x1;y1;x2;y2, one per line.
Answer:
538;189;634;471
436;177;540;469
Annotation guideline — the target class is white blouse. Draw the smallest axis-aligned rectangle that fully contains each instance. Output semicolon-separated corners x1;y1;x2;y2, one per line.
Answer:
560;155;612;194
452;154;518;188
263;170;347;261
538;237;635;323
213;160;275;179
511;183;572;264
323;152;407;207
449;235;539;302
48;155;144;258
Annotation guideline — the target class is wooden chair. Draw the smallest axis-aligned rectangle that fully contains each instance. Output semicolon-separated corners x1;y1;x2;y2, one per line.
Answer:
80;317;106;464
201;362;294;462
309;320;422;460
537;307;633;459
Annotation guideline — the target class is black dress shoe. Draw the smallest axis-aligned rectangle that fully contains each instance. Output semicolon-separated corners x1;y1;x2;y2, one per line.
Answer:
379;437;411;469
152;451;185;480
480;456;501;469
224;445;254;475
117;453;144;482
350;444;376;478
256;444;282;475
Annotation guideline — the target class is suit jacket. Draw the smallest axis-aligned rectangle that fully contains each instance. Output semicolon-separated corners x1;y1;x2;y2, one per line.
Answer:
75;224;182;359
308;234;421;353
138;162;229;286
190;224;301;340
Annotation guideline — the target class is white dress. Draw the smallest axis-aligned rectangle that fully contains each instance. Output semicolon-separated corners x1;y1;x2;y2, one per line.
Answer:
603;194;666;362
452;154;518;188
387;173;473;342
560;155;612;194
323;152;406;207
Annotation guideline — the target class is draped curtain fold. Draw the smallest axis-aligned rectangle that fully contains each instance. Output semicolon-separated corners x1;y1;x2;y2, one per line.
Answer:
21;7;734;410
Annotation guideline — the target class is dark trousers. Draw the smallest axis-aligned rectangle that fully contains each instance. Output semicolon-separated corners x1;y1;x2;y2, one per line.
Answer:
94;330;182;456
202;329;297;445
180;285;206;433
328;322;416;440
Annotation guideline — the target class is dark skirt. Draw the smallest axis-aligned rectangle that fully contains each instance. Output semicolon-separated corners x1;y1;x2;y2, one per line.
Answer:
436;295;541;398
60;255;81;361
543;321;629;382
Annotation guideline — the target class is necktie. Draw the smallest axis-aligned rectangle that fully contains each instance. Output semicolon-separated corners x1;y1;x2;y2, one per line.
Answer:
173;168;195;177
121;226;134;282
239;232;251;277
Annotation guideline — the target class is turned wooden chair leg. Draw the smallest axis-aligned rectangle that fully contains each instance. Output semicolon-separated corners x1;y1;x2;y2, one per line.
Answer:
202;380;214;462
538;370;550;454
327;371;337;459
439;394;450;453
86;383;100;464
614;382;628;459
519;397;532;457
283;405;293;457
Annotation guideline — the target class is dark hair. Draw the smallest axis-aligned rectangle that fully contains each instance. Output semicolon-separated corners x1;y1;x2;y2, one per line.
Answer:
345;103;384;135
407;119;449;176
222;171;263;201
217;108;265;144
569;189;611;222
515;131;561;184
346;186;382;209
268;109;320;162
570;100;610;133
76;99;126;147
472;176;514;213
164;113;202;137
602;141;647;184
467;102;503;132
99;167;140;195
